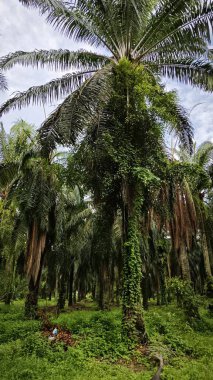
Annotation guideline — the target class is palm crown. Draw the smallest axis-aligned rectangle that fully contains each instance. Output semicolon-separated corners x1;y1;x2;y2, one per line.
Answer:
0;0;213;148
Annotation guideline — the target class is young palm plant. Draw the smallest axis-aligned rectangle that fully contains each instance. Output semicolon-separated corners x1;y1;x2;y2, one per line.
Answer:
1;0;213;341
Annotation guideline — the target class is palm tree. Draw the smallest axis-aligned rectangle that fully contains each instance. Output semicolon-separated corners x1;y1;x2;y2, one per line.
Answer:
0;121;34;304
54;184;93;310
0;123;62;317
179;142;213;278
1;0;213;341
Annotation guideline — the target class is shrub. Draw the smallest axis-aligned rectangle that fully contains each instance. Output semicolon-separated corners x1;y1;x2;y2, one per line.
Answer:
0;319;40;344
53;310;130;361
167;278;201;320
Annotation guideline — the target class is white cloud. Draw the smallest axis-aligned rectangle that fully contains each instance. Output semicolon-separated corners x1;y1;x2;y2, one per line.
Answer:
0;0;91;131
165;80;213;143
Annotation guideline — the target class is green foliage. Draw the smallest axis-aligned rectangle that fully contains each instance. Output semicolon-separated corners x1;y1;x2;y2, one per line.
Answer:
0;317;40;344
53;309;130;361
22;332;65;360
167;278;201;320
1;301;213;379
0;303;153;380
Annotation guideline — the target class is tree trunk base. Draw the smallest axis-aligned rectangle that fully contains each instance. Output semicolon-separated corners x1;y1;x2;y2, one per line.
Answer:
25;291;38;319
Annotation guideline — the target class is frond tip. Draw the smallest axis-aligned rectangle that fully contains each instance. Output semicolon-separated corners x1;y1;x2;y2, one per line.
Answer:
0;72;7;91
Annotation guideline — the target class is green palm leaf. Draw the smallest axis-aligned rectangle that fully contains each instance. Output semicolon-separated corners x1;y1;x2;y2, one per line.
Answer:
0;49;110;71
135;0;213;58
39;65;113;146
18;0;65;12
0;70;97;116
194;141;213;167
159;58;213;91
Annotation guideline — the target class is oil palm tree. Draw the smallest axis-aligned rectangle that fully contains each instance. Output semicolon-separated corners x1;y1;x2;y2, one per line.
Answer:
0;122;34;305
0;1;213;122
54;184;93;310
1;0;213;341
179;142;213;278
0;123;62;317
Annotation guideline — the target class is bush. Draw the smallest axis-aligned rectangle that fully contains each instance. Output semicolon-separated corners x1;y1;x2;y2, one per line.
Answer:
0;319;40;344
52;310;130;361
167;278;201;320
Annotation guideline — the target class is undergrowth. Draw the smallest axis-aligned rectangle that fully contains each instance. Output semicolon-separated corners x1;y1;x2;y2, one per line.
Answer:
0;300;212;379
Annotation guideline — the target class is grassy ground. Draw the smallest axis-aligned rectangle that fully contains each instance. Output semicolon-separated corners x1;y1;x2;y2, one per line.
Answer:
0;299;212;380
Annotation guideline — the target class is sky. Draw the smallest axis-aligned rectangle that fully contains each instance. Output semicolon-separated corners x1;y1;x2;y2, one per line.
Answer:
0;0;213;144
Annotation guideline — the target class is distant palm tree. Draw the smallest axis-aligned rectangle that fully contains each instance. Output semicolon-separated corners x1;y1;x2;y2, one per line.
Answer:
0;122;61;317
180;141;213;278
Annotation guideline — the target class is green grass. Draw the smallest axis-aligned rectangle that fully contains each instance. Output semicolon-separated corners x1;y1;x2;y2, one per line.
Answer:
0;300;212;379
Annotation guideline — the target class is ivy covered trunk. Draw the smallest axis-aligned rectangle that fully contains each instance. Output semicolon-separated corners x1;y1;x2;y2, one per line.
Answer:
121;182;147;343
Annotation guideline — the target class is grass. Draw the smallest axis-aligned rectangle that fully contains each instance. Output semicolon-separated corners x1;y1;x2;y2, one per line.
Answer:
0;299;212;379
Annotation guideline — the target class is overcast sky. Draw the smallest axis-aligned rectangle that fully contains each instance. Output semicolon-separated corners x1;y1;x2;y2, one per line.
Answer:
0;0;213;144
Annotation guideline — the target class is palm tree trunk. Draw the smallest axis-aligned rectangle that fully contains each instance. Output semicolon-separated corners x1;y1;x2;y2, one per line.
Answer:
202;233;212;278
98;263;109;310
24;222;46;318
25;271;42;318
141;272;149;310
121;181;147;343
68;256;74;307
92;280;96;301
156;274;160;306
25;250;45;318
159;251;167;305
179;242;191;281
57;272;66;311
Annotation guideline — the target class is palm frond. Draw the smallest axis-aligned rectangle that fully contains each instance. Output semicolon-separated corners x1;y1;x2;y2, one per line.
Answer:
169;102;194;154
159;58;213;91
135;0;213;59
39;64;113;147
0;49;109;71
47;3;115;52
194;141;213;167
0;71;7;91
19;0;65;12
146;83;194;153
0;163;19;191
0;123;8;162
0;70;96;117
